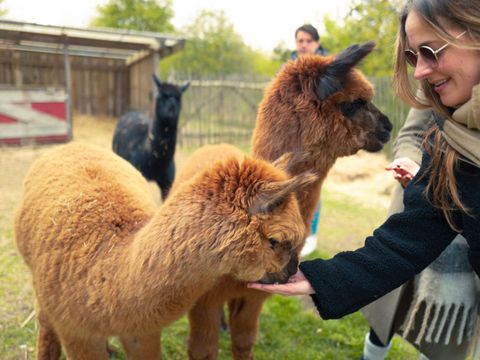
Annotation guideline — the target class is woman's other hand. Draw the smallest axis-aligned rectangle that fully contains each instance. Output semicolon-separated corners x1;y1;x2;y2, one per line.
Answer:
386;157;420;187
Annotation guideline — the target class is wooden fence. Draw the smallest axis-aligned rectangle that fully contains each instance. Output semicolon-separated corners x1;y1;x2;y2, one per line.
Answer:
175;76;410;157
177;78;265;149
0;49;160;118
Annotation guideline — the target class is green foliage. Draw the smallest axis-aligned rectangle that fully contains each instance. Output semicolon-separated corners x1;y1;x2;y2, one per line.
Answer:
249;49;283;77
160;10;279;78
322;0;402;77
90;0;175;33
0;0;7;17
272;41;291;63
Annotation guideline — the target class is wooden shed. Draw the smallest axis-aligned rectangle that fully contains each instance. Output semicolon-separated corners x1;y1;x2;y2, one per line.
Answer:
0;19;185;145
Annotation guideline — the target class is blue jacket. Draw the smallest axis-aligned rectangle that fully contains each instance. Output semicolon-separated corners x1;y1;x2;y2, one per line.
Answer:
290;46;328;60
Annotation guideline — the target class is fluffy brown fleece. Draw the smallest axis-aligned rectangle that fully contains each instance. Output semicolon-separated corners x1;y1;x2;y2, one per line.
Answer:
14;142;316;360
252;44;392;226
177;43;393;360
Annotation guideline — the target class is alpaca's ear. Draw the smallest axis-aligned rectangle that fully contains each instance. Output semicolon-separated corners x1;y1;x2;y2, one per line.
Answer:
180;82;190;93
249;172;318;216
271;151;311;175
271;153;294;173
152;74;162;89
316;41;375;100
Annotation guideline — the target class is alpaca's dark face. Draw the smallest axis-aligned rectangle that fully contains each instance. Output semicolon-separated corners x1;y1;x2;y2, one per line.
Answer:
152;75;190;124
340;99;392;152
311;42;393;155
281;42;392;157
155;84;184;122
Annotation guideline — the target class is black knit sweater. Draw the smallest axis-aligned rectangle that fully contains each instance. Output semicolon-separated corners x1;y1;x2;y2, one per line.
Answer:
299;151;480;319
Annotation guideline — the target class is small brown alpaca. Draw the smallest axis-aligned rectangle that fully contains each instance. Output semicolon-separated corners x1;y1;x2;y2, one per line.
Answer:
14;142;316;360
176;42;393;359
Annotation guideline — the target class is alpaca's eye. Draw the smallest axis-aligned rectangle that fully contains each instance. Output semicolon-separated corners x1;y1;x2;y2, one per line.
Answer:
340;99;367;118
269;238;279;249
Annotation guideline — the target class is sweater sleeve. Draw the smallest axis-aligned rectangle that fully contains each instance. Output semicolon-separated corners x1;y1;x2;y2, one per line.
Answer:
299;159;461;320
393;107;435;164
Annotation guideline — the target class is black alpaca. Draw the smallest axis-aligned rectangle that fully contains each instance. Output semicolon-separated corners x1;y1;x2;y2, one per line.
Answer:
112;75;189;200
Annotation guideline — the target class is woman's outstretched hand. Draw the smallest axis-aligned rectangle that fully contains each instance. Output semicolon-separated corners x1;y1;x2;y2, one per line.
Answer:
386;157;420;187
247;269;315;296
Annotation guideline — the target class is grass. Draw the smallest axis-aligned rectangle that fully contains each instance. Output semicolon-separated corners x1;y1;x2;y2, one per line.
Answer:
317;188;390;255
0;229;36;359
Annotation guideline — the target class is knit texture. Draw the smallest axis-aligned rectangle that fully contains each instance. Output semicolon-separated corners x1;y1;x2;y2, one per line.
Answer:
300;150;480;320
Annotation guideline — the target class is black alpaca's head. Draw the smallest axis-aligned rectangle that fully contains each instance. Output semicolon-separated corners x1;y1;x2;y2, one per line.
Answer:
153;74;190;124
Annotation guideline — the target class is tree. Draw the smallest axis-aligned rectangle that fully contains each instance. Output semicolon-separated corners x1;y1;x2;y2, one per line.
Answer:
90;0;175;33
0;0;7;17
160;10;276;78
321;0;402;77
272;41;291;63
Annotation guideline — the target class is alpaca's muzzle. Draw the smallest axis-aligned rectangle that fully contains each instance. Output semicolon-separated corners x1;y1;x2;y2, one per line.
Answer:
256;249;299;285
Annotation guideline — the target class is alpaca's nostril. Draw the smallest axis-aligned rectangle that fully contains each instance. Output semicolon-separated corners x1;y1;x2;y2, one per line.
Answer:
383;116;393;132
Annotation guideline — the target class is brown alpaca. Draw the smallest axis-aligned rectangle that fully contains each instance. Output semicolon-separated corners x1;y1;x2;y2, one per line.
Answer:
176;42;393;359
14;142;317;360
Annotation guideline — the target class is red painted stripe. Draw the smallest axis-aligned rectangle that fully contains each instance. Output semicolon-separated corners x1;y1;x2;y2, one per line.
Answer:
0;134;69;146
0;113;18;124
31;102;66;120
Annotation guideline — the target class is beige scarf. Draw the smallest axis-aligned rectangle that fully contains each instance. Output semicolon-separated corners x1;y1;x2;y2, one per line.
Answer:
442;84;480;167
399;86;480;353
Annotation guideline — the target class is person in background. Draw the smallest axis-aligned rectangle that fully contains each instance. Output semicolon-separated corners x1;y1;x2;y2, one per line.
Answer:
291;24;327;60
361;106;479;360
291;23;327;256
248;3;480;360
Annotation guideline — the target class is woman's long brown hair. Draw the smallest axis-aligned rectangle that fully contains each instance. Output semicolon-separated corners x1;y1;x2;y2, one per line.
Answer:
422;127;469;230
393;0;480;229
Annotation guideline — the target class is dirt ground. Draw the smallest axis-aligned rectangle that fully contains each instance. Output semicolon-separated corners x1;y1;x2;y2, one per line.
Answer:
324;150;395;209
0;114;395;251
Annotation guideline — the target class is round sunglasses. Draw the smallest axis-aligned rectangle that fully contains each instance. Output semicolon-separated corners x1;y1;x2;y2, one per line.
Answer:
404;31;466;68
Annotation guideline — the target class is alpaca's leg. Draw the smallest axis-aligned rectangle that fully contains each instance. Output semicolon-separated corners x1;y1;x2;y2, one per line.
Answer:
228;295;267;360
188;297;223;360
61;335;109;360
36;311;62;360
120;333;161;360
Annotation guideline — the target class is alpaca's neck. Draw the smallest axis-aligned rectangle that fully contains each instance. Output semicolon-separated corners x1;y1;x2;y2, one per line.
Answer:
148;113;178;159
113;198;224;327
252;103;338;225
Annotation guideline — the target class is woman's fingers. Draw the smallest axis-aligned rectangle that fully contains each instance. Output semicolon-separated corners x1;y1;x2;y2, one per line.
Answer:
387;157;420;186
247;283;296;295
247;279;315;296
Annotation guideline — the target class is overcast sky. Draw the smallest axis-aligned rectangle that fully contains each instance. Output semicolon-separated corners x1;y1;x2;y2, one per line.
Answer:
3;0;351;52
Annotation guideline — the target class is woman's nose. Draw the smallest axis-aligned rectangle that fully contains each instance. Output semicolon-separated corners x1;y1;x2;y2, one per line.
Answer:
414;56;434;80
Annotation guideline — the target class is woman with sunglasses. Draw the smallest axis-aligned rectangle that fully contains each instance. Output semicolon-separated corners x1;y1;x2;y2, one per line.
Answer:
360;107;479;360
249;0;480;357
